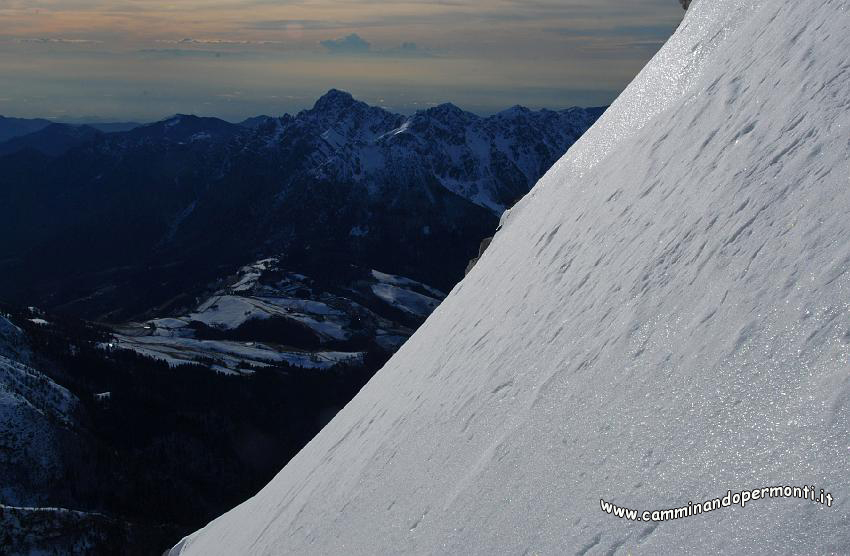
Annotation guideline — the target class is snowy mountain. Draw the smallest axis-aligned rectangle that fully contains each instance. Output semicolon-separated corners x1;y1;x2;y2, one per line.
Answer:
107;258;445;375
0;93;600;321
255;89;603;214
170;0;850;554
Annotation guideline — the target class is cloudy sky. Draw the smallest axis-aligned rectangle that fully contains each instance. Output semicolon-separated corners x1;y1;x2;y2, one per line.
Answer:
0;0;684;122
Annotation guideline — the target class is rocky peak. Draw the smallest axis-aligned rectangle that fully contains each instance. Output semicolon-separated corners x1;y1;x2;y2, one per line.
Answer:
302;89;402;142
311;89;358;113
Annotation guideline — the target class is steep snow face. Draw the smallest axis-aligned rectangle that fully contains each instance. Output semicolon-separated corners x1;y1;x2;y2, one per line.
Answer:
173;0;850;554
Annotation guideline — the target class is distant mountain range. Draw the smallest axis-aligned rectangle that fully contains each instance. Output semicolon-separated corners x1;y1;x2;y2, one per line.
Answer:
0;123;104;157
0;90;603;321
0;116;141;143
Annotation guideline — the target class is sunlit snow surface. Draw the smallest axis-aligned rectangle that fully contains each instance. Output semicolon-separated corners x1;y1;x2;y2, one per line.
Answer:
172;0;850;553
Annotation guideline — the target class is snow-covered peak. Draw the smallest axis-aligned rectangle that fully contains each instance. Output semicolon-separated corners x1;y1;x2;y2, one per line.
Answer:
251;89;602;214
172;0;850;554
293;89;403;145
269;90;602;213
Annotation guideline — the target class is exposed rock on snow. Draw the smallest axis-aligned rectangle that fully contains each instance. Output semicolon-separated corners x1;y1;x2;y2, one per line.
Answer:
172;0;850;553
464;236;494;275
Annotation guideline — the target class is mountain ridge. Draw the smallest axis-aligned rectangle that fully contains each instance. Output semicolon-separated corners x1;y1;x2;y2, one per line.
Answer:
0;91;603;321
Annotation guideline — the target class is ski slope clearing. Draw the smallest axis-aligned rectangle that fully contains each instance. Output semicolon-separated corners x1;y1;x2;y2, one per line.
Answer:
172;0;850;553
105;259;446;373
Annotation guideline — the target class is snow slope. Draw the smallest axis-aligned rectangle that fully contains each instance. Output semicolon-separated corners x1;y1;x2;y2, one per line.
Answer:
0;316;78;506
106;258;445;374
172;0;850;553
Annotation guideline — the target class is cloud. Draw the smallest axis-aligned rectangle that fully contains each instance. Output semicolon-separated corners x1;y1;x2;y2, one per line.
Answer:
321;33;371;54
248;19;351;31
155;38;284;45
318;34;435;58
14;37;103;44
137;48;236;58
